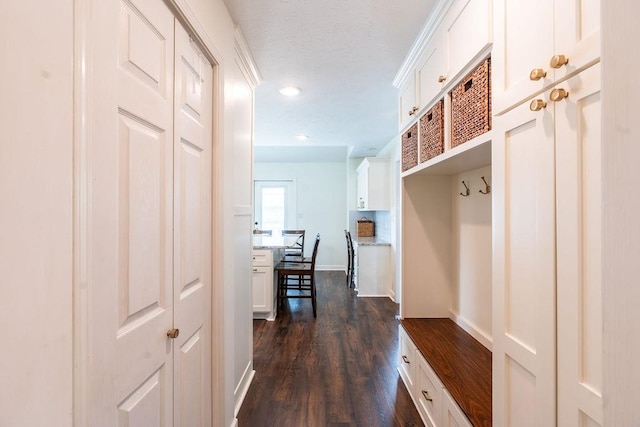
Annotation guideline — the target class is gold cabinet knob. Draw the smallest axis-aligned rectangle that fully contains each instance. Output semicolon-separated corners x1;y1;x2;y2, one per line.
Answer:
529;99;547;111
438;75;446;83
550;88;569;102
167;328;180;339
529;68;547;81
550;54;569;68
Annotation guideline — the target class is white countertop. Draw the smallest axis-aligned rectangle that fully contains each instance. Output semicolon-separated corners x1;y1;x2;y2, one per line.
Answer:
353;236;391;246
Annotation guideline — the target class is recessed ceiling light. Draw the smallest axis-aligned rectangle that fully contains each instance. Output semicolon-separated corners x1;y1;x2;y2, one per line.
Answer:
295;134;308;141
279;86;301;96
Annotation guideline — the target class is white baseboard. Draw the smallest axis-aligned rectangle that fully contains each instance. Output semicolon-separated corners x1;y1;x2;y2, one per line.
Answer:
233;361;255;417
357;293;392;298
229;419;239;427
449;310;493;351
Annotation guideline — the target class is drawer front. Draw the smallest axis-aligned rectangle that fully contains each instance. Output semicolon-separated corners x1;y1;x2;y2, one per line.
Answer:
252;249;272;267
398;326;417;393
416;352;443;427
443;388;472;427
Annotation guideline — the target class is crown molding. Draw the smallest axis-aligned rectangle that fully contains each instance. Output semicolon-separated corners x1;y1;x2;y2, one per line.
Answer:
392;0;454;88
234;27;262;89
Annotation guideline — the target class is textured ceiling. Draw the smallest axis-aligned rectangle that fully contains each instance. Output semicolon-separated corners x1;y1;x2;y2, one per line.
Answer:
223;0;436;159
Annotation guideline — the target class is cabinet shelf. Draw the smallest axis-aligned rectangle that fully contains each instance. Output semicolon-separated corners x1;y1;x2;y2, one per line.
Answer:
401;132;492;178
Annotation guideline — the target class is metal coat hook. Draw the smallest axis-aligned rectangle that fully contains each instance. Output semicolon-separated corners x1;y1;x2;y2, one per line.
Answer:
459;180;470;197
479;176;491;195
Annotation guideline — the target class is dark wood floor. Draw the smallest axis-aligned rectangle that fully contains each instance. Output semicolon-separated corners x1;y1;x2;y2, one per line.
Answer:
237;271;424;427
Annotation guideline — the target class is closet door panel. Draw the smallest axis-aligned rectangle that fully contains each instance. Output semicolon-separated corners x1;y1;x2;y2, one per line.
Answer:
493;99;556;427
173;21;213;427
556;64;603;427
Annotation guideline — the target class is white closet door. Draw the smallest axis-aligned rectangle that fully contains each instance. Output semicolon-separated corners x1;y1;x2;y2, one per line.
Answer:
172;21;213;427
556;64;603;427
90;0;176;424
492;98;557;427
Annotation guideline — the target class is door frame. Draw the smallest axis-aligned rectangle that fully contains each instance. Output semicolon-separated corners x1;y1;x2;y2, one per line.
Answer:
72;0;225;424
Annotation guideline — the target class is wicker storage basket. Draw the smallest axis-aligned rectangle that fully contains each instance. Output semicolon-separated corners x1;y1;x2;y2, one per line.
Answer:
356;218;374;237
401;123;419;172
419;99;445;163
450;57;492;148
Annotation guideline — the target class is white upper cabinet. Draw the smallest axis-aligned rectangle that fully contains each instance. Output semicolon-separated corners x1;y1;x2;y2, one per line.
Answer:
441;0;492;83
493;0;601;112
356;157;390;211
395;0;492;132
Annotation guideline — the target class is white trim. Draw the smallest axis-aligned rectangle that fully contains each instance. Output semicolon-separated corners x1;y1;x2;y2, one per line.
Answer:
73;0;91;425
448;309;492;351
392;0;454;88
315;265;346;271
233;362;255;416
357;293;393;298
166;0;223;66
234;27;262;88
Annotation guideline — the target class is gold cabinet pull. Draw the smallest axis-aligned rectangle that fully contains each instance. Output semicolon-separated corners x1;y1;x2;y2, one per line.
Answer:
438;75;446;83
550;88;569;102
402;355;410;364
167;328;180;339
550;54;569;68
421;390;433;402
408;106;419;116
529;99;547;111
529;68;547;81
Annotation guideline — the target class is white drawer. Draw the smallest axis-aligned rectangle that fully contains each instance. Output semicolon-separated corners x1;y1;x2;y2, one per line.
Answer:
398;326;417;392
252;249;272;267
416;351;443;427
443;388;472;427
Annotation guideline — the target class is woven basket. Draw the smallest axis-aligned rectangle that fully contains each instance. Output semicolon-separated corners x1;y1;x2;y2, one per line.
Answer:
401;123;419;172
356;219;374;237
450;57;492;148
419;99;444;163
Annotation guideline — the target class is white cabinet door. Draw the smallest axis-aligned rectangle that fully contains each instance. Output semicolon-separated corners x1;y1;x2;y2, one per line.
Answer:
252;266;270;313
442;0;491;83
356;161;369;209
172;22;213;427
399;74;417;130
555;65;603;427
492;94;557;427
417;31;445;112
493;0;601;113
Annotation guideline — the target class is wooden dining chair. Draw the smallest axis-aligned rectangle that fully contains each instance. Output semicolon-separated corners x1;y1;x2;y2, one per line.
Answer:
281;229;305;260
276;234;320;317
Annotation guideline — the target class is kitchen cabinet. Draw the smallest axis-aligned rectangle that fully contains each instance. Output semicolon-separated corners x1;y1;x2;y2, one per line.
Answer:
353;240;391;297
492;63;602;426
252;248;282;320
493;0;600;113
356;157;389;211
395;0;492;132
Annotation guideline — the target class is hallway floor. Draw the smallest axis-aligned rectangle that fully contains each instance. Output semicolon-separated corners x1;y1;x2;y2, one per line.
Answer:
237;271;424;426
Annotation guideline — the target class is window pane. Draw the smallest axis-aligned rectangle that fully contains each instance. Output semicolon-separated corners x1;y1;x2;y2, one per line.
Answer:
262;187;285;232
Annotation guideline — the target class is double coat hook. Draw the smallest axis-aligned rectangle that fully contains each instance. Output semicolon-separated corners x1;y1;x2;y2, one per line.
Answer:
459;181;470;197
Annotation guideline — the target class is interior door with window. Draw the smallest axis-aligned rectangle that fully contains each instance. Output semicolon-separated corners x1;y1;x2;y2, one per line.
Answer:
253;180;297;232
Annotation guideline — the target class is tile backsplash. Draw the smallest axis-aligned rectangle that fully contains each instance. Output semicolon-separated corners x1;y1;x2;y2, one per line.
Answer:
349;210;391;242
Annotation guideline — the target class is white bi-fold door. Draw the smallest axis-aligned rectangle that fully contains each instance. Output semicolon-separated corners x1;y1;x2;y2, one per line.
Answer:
87;0;213;424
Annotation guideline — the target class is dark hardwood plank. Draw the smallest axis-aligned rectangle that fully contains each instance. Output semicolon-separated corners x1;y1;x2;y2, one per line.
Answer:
238;271;424;427
401;318;492;427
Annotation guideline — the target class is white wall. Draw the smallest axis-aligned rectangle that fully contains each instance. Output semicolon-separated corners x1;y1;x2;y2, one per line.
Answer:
0;1;74;426
254;162;348;270
450;165;492;346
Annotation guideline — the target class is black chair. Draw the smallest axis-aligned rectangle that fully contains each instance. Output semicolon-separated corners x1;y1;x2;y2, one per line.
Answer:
345;230;355;288
276;234;320;317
